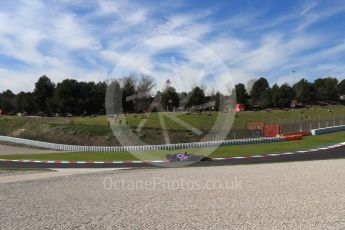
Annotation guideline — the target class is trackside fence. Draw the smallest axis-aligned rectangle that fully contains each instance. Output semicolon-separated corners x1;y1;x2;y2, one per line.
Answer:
0;135;287;152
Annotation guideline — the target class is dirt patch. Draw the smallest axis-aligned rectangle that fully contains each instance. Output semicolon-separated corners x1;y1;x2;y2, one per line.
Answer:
11;129;26;136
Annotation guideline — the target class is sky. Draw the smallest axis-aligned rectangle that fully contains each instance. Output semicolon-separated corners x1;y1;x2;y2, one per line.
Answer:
0;0;345;93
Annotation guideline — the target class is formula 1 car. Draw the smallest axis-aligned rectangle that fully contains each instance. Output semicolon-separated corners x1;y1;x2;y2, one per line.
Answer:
166;152;211;162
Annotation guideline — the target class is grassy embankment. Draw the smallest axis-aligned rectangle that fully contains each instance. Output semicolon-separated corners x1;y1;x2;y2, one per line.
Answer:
0;105;345;145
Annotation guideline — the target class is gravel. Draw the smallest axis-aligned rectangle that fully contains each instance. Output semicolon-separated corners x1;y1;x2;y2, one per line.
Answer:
1;159;345;229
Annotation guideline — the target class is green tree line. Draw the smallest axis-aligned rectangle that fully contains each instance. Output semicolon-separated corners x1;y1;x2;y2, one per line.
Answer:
0;75;345;115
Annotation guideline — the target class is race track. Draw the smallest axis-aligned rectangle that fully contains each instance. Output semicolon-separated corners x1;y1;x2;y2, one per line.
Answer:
1;143;345;168
2;158;345;229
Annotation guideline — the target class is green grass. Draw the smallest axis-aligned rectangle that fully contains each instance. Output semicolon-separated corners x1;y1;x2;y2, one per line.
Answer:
114;105;345;130
1;104;345;145
1;105;345;133
2;131;344;161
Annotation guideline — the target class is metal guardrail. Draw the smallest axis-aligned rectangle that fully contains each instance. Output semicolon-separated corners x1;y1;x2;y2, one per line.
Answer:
0;135;286;152
311;125;345;135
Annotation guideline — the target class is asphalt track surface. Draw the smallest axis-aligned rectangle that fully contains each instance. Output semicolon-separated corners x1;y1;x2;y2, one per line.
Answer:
1;144;345;168
2;158;345;229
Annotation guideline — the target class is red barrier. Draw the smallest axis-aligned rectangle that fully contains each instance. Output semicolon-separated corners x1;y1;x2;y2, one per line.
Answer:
264;124;280;137
283;131;311;137
284;134;303;141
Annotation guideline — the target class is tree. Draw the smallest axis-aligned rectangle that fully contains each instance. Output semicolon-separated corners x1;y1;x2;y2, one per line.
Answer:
246;78;257;94
293;79;315;103
137;73;155;94
161;80;179;111
53;79;81;114
17;92;36;114
186;86;205;108
338;79;345;95
250;77;270;102
136;73;155;112
249;78;271;108
122;77;136;113
94;81;107;114
178;92;188;107
314;77;338;100
0;90;17;114
259;88;272;109
105;80;122;115
271;84;280;107
34;75;55;114
272;83;295;108
234;83;248;104
211;91;222;111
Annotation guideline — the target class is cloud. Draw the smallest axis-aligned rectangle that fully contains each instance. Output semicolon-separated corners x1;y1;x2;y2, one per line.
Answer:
0;0;345;94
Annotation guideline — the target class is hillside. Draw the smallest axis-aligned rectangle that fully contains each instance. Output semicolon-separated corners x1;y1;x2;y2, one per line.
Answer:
0;105;345;146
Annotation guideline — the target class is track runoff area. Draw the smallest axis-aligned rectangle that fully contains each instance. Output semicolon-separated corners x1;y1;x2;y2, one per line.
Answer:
1;141;345;168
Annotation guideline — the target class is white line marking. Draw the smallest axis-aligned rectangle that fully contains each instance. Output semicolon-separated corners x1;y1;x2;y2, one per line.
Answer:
281;152;295;155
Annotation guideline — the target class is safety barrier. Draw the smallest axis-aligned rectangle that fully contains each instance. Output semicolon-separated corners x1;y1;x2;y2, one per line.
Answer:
283;134;303;141
311;125;345;135
0;135;289;152
282;131;311;137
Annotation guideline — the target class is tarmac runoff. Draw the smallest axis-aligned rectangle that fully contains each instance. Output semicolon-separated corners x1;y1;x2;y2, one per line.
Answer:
0;168;128;184
1;159;345;229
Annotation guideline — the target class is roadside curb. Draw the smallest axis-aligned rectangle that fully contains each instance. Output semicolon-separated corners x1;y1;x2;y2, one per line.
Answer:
1;142;344;165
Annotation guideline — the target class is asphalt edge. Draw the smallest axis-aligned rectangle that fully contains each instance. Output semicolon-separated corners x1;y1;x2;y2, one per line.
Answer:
1;142;344;165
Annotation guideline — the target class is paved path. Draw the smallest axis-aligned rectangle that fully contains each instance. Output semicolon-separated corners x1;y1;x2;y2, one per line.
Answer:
1;159;345;229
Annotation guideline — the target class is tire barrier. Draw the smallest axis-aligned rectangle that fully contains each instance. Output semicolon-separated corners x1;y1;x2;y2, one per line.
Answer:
0;135;289;152
311;125;345;135
283;131;311;137
283;134;303;141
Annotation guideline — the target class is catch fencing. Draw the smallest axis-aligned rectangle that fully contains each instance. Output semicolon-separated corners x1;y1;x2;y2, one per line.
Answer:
245;115;345;137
